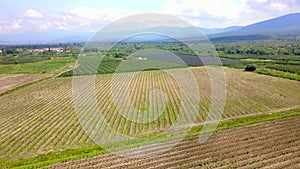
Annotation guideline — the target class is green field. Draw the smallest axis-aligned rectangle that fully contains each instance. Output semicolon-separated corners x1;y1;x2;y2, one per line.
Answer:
0;57;75;74
59;55;186;77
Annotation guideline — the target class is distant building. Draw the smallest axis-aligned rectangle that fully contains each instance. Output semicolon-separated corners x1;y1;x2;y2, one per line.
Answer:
27;47;65;53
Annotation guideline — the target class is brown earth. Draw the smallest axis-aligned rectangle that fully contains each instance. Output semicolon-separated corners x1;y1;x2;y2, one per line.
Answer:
0;74;50;94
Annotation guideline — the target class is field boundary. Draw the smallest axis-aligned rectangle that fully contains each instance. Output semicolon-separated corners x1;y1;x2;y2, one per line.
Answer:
134;106;300;137
1;106;299;169
0;60;75;97
0;76;52;97
256;68;300;81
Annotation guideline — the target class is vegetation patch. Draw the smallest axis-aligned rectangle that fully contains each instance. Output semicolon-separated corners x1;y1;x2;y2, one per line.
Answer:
0;57;75;74
256;68;300;81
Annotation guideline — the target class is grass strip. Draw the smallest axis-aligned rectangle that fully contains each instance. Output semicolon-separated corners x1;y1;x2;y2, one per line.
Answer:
1;107;299;169
255;68;300;81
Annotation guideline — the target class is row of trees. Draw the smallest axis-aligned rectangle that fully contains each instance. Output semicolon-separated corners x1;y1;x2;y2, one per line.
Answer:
215;43;300;55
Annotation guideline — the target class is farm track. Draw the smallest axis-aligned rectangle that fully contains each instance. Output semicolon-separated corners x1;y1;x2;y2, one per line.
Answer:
50;115;300;168
0;67;299;161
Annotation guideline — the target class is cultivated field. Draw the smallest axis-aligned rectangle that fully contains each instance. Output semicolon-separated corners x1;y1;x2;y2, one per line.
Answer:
0;74;50;94
0;67;299;162
51;116;300;169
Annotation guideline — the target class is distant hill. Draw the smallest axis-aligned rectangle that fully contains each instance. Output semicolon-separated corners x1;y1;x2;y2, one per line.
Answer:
239;13;300;33
210;35;272;42
212;13;300;39
199;26;243;35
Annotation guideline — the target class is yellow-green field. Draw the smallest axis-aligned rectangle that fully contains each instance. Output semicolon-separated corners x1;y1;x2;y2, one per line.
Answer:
0;67;299;162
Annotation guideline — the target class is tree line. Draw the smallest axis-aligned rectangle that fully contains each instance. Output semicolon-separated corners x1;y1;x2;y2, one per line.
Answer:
215;43;300;55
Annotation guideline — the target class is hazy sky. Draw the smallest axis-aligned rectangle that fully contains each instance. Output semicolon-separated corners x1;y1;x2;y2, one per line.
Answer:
0;0;299;34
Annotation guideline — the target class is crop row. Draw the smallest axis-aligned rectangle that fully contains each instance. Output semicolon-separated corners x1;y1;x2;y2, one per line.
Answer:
0;67;299;160
50;116;300;168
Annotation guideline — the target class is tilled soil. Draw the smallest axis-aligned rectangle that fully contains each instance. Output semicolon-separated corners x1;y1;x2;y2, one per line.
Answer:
50;116;300;169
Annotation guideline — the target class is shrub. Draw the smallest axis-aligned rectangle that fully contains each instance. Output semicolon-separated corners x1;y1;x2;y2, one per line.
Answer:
245;64;256;71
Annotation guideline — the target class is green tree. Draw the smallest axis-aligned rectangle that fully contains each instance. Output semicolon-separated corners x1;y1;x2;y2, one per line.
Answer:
245;65;256;72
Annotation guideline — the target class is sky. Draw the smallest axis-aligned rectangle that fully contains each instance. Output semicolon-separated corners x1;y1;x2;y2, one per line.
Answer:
0;0;300;34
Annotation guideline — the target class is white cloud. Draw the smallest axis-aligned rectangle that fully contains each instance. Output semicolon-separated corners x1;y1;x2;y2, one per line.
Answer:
161;0;300;27
270;2;288;11
160;0;251;27
162;0;246;20
255;0;268;3
38;22;53;30
1;0;300;33
38;24;48;30
12;19;22;29
70;7;137;22
65;7;144;32
237;0;300;25
25;9;43;18
52;21;68;30
70;7;102;20
79;20;90;26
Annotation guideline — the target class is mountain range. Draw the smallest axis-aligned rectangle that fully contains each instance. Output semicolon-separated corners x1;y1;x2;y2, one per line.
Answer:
0;13;300;44
208;13;300;41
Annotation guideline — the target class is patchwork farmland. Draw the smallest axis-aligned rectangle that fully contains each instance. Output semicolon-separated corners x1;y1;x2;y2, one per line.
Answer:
0;67;299;167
